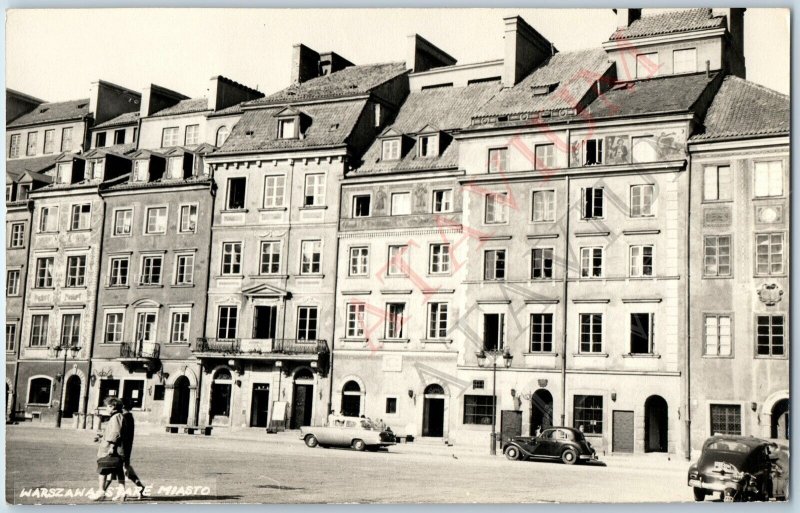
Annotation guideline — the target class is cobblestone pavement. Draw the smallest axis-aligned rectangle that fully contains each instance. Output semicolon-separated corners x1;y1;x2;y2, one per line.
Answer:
6;424;700;504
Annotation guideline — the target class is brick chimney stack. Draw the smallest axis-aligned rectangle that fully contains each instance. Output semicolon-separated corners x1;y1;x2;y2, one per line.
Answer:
291;44;354;84
712;8;746;79
406;34;457;73
614;8;642;29
502;16;556;88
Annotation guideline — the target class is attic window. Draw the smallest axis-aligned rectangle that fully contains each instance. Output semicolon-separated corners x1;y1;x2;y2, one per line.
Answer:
532;83;558;96
497;115;509;122
76;104;87;109
278;118;297;139
418;134;438;158
421;83;454;90
329;123;339;131
382;139;401;161
39;107;49;114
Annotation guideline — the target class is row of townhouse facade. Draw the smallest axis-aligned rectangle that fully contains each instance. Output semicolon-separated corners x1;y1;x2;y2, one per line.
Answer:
5;8;789;456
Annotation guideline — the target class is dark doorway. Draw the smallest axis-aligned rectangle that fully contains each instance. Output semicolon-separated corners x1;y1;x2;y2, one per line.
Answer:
341;380;361;417
530;389;554;435
62;375;81;419
170;376;191;425
422;384;445;437
483;313;504;351
612;410;635;453
291;383;313;428
644;395;668;452
209;369;232;424
250;383;270;428
253;306;277;339
771;399;789;439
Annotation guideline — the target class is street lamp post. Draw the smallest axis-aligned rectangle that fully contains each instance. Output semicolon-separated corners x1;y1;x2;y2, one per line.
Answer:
53;343;81;428
475;348;513;455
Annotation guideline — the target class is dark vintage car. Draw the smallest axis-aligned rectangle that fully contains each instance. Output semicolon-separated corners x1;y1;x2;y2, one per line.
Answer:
502;427;597;465
688;436;786;502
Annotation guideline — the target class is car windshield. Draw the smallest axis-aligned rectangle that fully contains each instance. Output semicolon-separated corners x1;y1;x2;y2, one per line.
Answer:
707;441;751;453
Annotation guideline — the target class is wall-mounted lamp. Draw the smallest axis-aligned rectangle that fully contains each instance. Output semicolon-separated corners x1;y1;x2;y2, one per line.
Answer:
751;402;758;412
235;379;242;387
611;392;617;402
90;374;97;386
55;373;63;383
407;389;414;399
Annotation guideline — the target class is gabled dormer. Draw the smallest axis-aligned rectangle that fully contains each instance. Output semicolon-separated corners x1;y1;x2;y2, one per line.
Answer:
275;106;311;140
378;127;409;161
415;124;451;158
9;171;51;203
162;147;202;180
83;149;132;182
129;150;167;183
54;154;86;185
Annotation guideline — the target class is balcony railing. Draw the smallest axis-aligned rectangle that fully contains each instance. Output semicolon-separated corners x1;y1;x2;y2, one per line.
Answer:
119;341;160;359
194;337;328;356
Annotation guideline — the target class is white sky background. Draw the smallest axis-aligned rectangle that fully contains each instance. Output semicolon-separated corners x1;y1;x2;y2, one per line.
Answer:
5;8;790;102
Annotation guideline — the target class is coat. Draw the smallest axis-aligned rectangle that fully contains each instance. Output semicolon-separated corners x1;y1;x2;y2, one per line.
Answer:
96;412;123;458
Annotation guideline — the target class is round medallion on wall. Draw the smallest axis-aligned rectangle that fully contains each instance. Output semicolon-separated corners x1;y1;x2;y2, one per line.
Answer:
757;283;784;306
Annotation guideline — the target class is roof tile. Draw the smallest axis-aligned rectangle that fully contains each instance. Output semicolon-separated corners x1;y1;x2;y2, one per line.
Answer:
8;99;90;127
93;112;140;129
610;8;725;41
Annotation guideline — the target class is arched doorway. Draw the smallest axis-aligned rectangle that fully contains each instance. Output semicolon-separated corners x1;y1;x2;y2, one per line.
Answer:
644;395;668;452
170;376;191;425
530;389;553;435
209;369;233;425
771;399;789;439
291;369;314;429
62;375;81;419
422;384;445;437
341;380;362;417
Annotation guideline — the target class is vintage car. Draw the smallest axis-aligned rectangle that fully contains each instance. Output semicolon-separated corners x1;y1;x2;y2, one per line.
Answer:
502;427;597;464
688;436;783;502
300;416;395;451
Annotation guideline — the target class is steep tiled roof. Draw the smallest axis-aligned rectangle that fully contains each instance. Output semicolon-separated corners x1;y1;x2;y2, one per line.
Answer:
247;62;408;106
149;98;210;117
610;8;725;41
473;49;613;120
6;154;62;181
208;103;243;117
7;99;90;127
217;100;368;154
691;76;789;142
105;175;213;192
84;144;137;159
93;111;139;129
354;83;502;175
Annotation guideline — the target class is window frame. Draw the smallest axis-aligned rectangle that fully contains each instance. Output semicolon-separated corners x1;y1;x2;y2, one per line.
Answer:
139;254;163;286
753;160;783;198
348;246;369;277
178;204;198;234
531;189;556;222
709;403;742;436
390;192;411;216
629;244;655;277
484;192;509;224
303;174;326;207
259;241;282;275
70;203;92;231
487;147;508;174
174;253;195;285
29;314;50;347
755;314;786;358
65;254;87;288
573;395;603;434
108;256;130;287
385;303;406;339
531;247;554;279
427;302;449;340
217;305;239;340
703;234;733;278
463;394;496;425
534;143;556;170
428;243;451;275
34;257;54;288
702;165;733;202
169;309;192;344
483;249;507;281
263;175;287;209
103;311;125;344
580;246;604;278
300;240;322;275
629;312;655;354
346;303;366;339
352;194;372;218
703;313;733;358
381;138;401;161
578;313;603;354
630;184;655;217
221;242;243;276
6;269;20;296
144;206;168;235
387;245;409;277
296;306;319;340
184;124;200;145
432;189;453;214
112;208;133;237
6;322;18;352
9;222;25;248
161;126;180;147
38;206;58;233
672;47;697;74
530;313;554;353
582;187;604;219
755;232;785;276
226;176;247;210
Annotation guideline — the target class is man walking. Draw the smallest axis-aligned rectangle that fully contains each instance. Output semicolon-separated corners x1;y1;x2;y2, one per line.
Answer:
120;399;147;499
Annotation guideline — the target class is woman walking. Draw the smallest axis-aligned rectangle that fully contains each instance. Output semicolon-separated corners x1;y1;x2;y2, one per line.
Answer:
94;398;126;501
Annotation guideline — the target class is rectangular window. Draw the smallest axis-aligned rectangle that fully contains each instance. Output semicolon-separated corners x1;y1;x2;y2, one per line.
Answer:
113;209;133;236
145;207;167;234
388;245;409;276
484;249;506;280
487;148;507;174
432;190;452;213
428;303;449;339
175;254;194;285
161;127;179;147
579;313;603;353
35;257;54;288
349;247;369;276
184;124;200;145
304;174;325;207
630;313;655;354
704;235;732;277
630;184;655;217
260;241;281;275
179;205;198;233
26;132;38;156
263;175;286;208
227;177;247;210
582;187;604;218
346;303;365;338
385;397;397;415
485;192;508;224
754;161;783;197
573;395;603;434
30;315;49;347
710;404;742;436
704;315;732;356
531;248;554;279
65;255;87;287
636;52;659;78
114;129;125;145
6;323;17;352
300;240;322;275
757;315;785;357
580;247;603;278
584;139;603;165
60;127;72;152
629;245;654;277
390;192;411;216
38;206;56;233
95;132;107;148
297;306;318;340
374;104;382;127
43;129;55;154
70;204;91;230
532;190;555;222
217;306;238;339
672;48;697;74
60;314;81;347
9;223;25;248
530;313;553;353
464;395;495;425
352;195;371;217
170;312;190;343
9;134;20;158
429;244;451;274
483;313;504;351
121;380;145;410
109;257;129;287
140;256;163;285
535;144;555;170
418;135;437;157
703;165;732;201
104;313;124;344
381;139;400;160
385;303;406;339
6;270;20;296
221;242;242;275
278;118;296;139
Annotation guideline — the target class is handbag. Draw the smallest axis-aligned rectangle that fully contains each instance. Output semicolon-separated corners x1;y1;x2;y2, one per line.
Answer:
97;453;123;471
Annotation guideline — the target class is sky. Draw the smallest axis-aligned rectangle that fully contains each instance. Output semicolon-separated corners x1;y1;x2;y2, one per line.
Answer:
5;8;790;103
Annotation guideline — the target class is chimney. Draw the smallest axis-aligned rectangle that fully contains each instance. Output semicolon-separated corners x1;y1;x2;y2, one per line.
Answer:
291;44;321;85
89;80;142;125
208;76;264;112
318;51;355;77
139;84;189;117
614;8;642;29
406;34;457;72
502;16;556;88
712;8;746;79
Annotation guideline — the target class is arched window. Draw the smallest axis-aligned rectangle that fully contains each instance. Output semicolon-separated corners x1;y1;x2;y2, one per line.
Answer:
341;380;362;417
424;384;445;395
343;380;361;393
213;368;232;382
295;368;314;381
28;377;52;405
215;126;229;147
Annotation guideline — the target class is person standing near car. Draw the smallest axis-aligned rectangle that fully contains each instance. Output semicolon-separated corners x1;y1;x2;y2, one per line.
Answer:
120;399;147;499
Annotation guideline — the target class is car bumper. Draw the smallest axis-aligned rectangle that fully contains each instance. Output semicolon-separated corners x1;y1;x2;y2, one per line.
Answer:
579;454;597;460
688;478;742;493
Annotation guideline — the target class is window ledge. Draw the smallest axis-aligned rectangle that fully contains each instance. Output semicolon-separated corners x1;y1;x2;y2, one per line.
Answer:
421;339;452;345
137;284;164;288
522;352;559;357
341;338;367;343
64;286;88;290
702;275;734;280
300;205;327;210
171;283;195;288
258;207;287;212
251;274;289;279
33;287;55;291
8;246;26;250
221;208;248;214
68;229;92;233
106;285;130;289
297;274;325;279
754;355;788;360
701;354;734;359
111;234;132;238
622;353;661;359
572;353;609;358
379;338;410;344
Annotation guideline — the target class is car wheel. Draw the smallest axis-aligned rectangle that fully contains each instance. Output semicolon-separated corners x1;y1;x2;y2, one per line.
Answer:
561;448;578;465
692;487;706;502
304;434;319;448
352;439;366;452
504;446;521;461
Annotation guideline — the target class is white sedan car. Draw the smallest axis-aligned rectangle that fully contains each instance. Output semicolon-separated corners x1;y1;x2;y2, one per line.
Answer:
300;417;395;451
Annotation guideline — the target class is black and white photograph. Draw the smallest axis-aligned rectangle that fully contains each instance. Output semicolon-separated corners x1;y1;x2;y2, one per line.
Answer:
2;5;791;505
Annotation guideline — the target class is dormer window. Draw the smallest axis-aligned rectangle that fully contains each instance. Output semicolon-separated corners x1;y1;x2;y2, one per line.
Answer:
673;48;697;74
56;163;71;184
418;135;438;158
88;159;104;180
382;139;401;161
133;160;149;182
278;118;298;139
169;157;183;179
636;53;660;79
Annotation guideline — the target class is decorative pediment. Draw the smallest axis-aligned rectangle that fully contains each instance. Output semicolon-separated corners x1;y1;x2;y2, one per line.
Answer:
242;282;289;298
416;123;440;135
132;298;161;308
379;127;403;139
275;106;303;118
